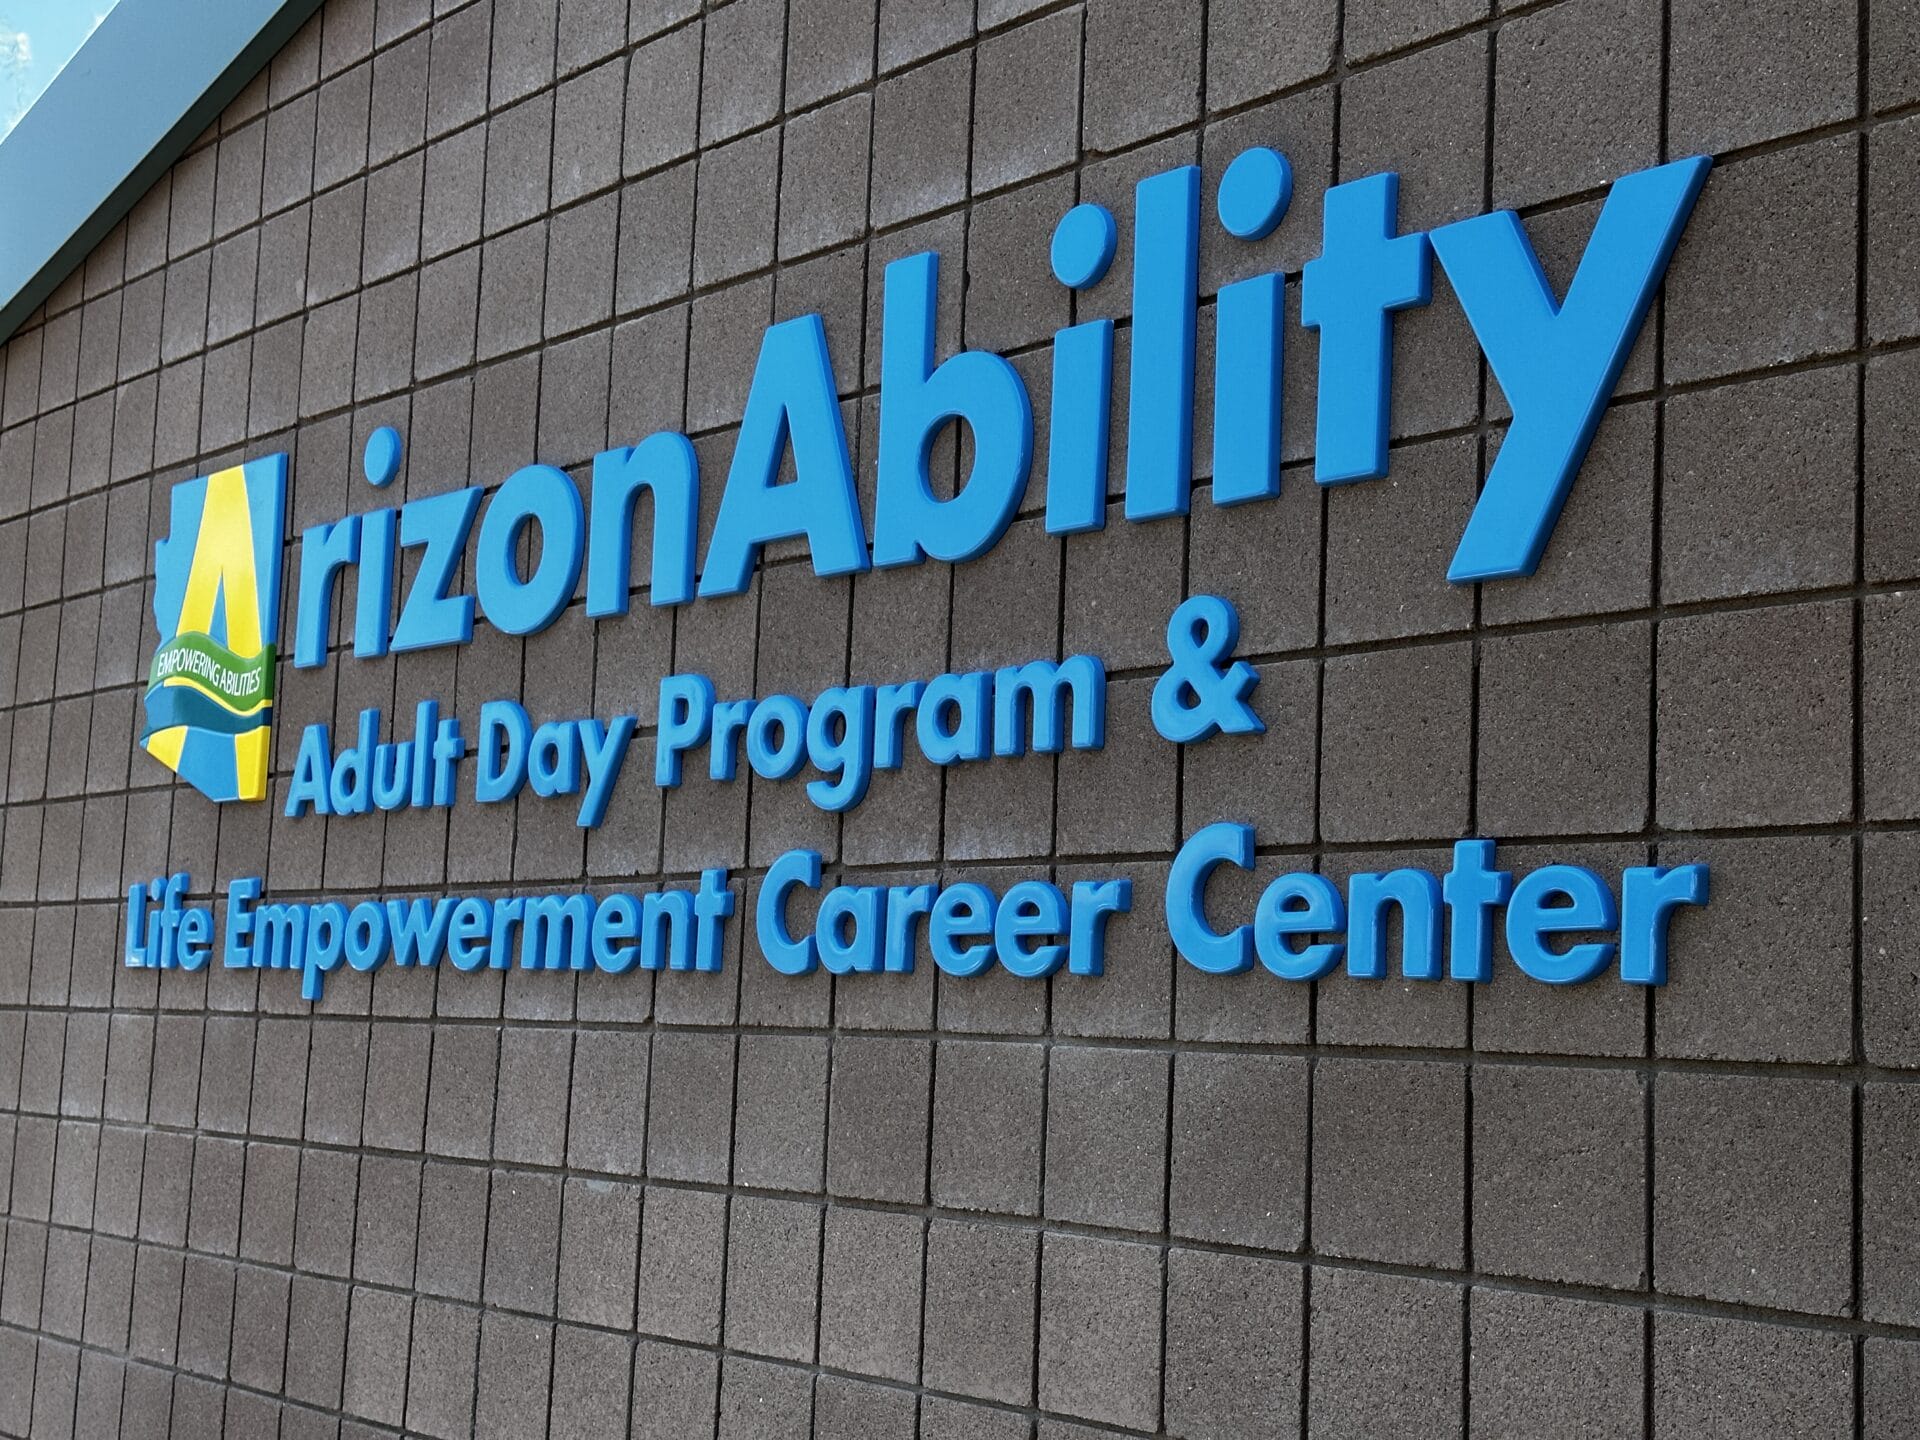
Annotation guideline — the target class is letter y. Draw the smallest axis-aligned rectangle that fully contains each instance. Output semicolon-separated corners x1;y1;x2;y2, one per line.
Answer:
1433;156;1711;582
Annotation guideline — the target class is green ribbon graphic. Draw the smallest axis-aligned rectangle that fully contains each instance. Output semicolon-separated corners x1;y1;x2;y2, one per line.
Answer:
141;633;275;740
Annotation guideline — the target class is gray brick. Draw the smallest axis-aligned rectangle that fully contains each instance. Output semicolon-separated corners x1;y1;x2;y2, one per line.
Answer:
423;126;486;258
1867;1339;1920;1438
1037;1234;1161;1430
557;1176;639;1327
1472;1064;1644;1288
343;1285;411;1427
1662;367;1857;602
693;129;779;286
1655;601;1853;829
972;13;1079;195
284;1273;350;1408
558;0;626;71
923;1220;1037;1406
625;25;702;175
554;59;625;207
827;1035;930;1202
921;1397;1031;1440
483;1168;561;1312
407;1297;479;1439
616;162;695;313
718;1354;812;1440
1161;1250;1303;1437
425;1023;498;1158
1868;350;1920;582
230;1265;289;1390
1470;1290;1642;1440
637;1184;727;1344
551;1325;633;1440
633;1337;719;1440
1313;1059;1465;1268
1320;641;1473;842
818;1207;922;1384
780;96;873;261
485;93;555;235
313;63;372;191
1344;0;1485;61
1169;1052;1307;1251
475;1309;554;1439
1664;140;1858;385
1653;1312;1852;1439
647;1030;735;1183
870;52;971;229
878;0;968;71
1653;835;1852;1063
723;1195;821;1361
1476;621;1651;835
1323;432;1477;643
416;1160;489;1300
1083;0;1199;153
1207;0;1335;109
1044;1045;1168;1231
363;152;424;281
491;0;558;105
701;0;784;142
814;1375;916;1440
928;1038;1043;1215
1865;831;1920;1067
731;1032;828;1191
1494;0;1659;208
1670;0;1856;153
1654;1072;1852;1315
787;0;876;107
491;1027;571;1166
1310;1269;1462;1439
1865;1083;1920;1324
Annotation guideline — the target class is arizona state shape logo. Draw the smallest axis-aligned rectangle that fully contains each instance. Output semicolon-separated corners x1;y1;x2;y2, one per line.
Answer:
142;455;288;803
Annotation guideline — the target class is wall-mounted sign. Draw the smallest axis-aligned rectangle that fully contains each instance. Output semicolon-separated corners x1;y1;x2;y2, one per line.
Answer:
130;148;1716;1004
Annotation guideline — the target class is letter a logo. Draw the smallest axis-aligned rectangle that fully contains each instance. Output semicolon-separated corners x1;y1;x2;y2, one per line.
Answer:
142;455;288;803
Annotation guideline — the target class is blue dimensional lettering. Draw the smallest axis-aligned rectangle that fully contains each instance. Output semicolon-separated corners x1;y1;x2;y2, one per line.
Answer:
1124;166;1201;520
1300;172;1432;485
474;464;584;636
586;433;699;612
1045;202;1118;536
293;513;359;668
873;251;1033;567
392;487;481;652
700;315;867;597
1433;155;1712;581
1165;829;1710;986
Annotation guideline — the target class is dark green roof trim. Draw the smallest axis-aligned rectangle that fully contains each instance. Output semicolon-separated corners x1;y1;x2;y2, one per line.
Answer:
0;0;324;345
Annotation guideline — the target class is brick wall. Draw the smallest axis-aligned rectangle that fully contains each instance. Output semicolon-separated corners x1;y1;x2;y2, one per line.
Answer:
1;0;1917;1435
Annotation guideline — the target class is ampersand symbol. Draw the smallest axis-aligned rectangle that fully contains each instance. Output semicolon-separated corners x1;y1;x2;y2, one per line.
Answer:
1152;595;1265;743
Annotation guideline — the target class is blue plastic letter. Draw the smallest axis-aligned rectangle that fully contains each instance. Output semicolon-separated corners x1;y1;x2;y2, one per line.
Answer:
1432;157;1712;581
873;252;1034;566
1253;871;1345;981
1124;166;1201;520
1619;863;1709;985
1166;821;1255;974
758;849;821;975
474;465;585;636
587;432;699;611
294;514;360;668
700;315;867;596
1506;864;1618;985
392;487;481;653
1443;838;1514;983
1300;173;1432;484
